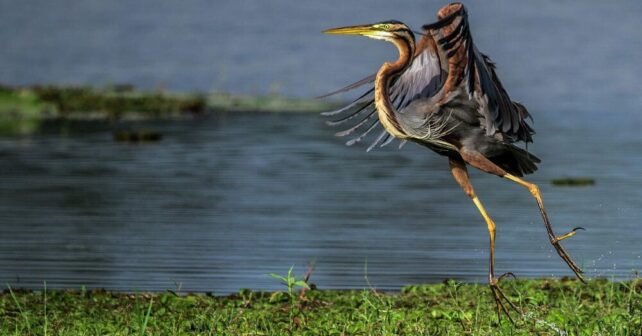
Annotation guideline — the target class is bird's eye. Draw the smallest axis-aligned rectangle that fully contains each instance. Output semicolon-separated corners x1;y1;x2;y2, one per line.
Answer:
382;24;390;30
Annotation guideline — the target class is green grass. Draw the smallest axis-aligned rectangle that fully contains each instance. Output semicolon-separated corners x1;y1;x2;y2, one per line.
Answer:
1;278;640;335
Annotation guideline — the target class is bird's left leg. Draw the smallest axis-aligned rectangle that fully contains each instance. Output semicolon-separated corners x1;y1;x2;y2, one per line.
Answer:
459;149;585;283
449;157;521;323
503;174;585;282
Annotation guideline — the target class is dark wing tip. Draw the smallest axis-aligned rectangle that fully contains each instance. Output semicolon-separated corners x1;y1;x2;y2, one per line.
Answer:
422;3;466;31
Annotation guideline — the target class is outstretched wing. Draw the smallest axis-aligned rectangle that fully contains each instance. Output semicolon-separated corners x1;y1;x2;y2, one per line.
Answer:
423;3;534;143
320;32;444;151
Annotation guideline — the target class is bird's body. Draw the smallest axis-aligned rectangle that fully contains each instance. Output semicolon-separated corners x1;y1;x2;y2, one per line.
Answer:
323;2;584;322
325;6;538;176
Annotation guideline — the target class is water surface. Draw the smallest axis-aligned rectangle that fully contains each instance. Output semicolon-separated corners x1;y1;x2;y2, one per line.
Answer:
0;112;639;293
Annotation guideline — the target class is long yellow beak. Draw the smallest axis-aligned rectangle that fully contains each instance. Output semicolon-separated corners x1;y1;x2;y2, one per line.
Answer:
322;24;376;36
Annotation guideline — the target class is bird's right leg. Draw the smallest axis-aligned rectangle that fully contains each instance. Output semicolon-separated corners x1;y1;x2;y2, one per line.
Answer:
449;157;521;323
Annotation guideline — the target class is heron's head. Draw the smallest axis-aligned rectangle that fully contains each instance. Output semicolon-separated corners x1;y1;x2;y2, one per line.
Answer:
323;20;414;44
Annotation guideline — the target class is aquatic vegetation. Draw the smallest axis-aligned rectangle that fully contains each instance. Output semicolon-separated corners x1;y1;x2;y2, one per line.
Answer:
0;85;338;119
0;84;339;135
0;85;54;135
1;278;639;335
206;92;339;113
113;130;163;143
31;85;208;119
551;177;596;187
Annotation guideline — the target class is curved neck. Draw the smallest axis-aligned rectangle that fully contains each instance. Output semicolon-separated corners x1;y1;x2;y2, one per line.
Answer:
374;37;414;139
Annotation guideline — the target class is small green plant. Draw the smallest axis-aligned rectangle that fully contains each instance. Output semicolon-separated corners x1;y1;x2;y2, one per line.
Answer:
269;266;310;302
139;297;153;336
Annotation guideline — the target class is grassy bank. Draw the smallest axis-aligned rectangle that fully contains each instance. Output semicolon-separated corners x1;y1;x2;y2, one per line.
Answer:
1;278;640;335
0;84;337;134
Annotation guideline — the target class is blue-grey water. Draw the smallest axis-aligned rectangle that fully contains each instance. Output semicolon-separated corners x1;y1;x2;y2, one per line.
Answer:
0;1;641;293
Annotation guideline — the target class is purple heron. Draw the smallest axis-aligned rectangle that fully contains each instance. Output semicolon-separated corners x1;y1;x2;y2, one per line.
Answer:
322;2;584;321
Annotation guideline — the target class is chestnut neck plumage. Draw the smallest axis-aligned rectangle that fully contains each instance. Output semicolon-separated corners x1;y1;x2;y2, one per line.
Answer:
374;34;415;140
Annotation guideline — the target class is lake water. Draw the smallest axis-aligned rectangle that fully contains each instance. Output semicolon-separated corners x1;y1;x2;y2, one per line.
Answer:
0;113;640;293
0;0;641;293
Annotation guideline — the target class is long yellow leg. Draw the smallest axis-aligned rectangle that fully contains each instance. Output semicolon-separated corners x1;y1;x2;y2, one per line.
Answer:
458;149;585;283
449;158;521;322
503;174;585;282
471;196;496;277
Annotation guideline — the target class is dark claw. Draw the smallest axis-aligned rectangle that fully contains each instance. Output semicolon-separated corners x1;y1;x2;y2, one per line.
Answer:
498;272;517;282
489;276;522;324
490;285;520;324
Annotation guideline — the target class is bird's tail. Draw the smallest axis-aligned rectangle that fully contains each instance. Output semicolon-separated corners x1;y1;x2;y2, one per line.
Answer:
491;145;541;177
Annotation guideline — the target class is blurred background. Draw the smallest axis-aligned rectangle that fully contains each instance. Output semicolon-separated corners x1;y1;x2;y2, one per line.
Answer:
0;0;640;293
